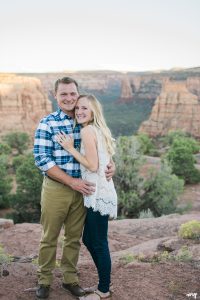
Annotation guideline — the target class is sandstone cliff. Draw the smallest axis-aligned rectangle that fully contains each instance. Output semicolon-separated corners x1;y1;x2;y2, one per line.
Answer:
119;76;133;101
139;79;200;137
1;68;200;139
119;75;162;102
187;77;200;97
35;71;122;95
0;74;52;137
30;70;200;138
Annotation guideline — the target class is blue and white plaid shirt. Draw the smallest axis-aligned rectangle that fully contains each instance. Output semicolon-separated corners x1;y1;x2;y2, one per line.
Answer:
33;108;81;178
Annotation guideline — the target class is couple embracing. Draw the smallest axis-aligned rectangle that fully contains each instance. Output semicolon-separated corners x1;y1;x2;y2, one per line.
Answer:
33;77;117;299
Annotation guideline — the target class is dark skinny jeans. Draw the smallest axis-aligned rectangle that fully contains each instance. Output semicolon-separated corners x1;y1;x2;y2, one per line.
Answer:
82;208;111;293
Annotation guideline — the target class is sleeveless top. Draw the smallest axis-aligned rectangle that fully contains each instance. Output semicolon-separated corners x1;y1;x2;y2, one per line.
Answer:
80;125;117;219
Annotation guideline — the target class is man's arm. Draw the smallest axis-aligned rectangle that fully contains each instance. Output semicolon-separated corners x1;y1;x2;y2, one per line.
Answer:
33;120;95;195
34;120;56;171
46;166;95;195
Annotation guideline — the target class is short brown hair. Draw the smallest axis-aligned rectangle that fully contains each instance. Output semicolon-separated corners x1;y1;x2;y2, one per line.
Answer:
54;77;79;93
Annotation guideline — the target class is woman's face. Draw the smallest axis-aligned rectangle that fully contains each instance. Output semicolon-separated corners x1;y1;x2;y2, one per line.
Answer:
75;97;93;126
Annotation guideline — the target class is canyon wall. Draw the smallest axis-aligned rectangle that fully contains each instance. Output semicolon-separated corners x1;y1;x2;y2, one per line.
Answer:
119;75;163;102
139;78;200;137
25;71;200;139
120;76;133;101
1;68;200;139
0;74;52;137
35;71;122;95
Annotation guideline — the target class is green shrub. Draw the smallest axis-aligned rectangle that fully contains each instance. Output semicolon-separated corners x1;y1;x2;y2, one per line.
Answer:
139;209;154;219
0;245;12;276
9;154;43;223
0;155;12;208
178;220;200;240
120;253;135;264
12;155;26;171
162;131;199;152
114;136;183;218
137;133;156;155
142;162;184;217
3;132;30;155
166;137;200;184
135;247;192;263
171;136;200;154
0;143;12;155
162;130;188;145
175;246;193;262
114;136;146;218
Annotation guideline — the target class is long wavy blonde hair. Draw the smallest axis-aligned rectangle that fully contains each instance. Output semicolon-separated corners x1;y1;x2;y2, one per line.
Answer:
77;94;115;156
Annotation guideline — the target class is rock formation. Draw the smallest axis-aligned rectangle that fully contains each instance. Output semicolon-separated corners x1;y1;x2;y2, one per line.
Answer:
36;71;122;95
1;68;200;139
187;77;200;97
0;74;52;137
139;79;200;137
0;218;14;230
119;76;133;102
119;75;162;102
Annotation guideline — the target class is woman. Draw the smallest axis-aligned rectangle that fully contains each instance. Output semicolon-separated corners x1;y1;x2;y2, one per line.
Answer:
56;94;117;299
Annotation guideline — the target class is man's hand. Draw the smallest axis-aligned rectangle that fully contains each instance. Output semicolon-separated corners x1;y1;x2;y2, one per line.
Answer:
46;166;95;195
70;178;96;196
105;160;115;181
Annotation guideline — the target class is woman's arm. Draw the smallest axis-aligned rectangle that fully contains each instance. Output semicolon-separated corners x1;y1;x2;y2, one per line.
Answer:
56;127;98;172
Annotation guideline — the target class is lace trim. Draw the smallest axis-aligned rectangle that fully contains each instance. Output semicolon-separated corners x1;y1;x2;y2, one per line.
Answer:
84;201;117;219
80;125;118;218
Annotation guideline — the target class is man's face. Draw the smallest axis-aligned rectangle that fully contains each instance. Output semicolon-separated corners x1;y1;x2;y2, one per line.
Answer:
55;82;79;116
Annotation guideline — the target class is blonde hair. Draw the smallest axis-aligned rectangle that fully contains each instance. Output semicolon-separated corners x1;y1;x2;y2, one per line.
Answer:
78;94;115;156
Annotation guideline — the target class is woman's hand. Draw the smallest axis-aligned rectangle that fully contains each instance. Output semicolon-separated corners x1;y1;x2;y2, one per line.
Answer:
56;131;74;151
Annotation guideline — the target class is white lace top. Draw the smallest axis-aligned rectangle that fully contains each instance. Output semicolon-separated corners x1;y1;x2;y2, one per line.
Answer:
80;125;117;219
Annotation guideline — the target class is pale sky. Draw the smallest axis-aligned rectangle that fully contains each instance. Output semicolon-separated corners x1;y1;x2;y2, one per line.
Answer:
0;0;200;72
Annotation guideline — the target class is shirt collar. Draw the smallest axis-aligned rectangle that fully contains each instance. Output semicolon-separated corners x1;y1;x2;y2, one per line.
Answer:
57;108;74;121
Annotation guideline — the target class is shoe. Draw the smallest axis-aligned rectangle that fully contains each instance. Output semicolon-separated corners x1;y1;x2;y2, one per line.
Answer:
84;285;97;293
62;282;86;297
85;283;114;294
36;285;50;299
94;289;111;299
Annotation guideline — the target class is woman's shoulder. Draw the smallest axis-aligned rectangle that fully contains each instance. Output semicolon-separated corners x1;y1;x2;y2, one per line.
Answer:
81;124;99;133
81;125;97;139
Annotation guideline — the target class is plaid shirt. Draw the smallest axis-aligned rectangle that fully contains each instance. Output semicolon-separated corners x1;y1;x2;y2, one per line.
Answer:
33;108;81;178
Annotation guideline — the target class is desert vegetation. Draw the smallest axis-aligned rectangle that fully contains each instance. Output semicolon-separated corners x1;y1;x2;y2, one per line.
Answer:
1;130;200;223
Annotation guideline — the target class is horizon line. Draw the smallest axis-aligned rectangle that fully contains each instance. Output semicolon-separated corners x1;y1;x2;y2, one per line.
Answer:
0;65;200;75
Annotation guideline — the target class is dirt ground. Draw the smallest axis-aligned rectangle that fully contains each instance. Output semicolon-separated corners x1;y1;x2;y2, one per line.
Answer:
0;210;200;300
0;175;200;300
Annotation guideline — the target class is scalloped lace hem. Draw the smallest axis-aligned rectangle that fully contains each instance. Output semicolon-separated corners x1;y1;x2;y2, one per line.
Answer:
84;199;117;219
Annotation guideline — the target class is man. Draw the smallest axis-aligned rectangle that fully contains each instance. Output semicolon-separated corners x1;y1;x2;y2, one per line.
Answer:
34;77;115;299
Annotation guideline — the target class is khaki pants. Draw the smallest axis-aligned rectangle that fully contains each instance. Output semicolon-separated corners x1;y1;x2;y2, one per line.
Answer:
37;176;86;285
